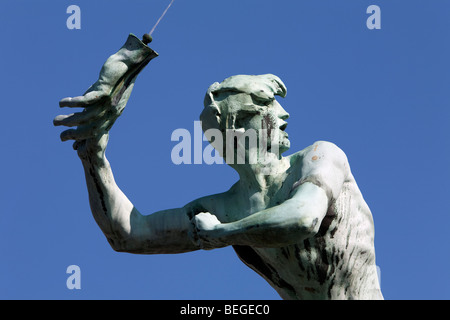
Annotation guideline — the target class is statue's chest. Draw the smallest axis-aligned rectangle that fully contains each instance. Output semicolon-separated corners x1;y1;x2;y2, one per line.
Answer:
227;185;293;221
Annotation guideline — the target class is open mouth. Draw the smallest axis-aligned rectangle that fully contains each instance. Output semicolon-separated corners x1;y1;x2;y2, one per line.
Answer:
279;122;288;132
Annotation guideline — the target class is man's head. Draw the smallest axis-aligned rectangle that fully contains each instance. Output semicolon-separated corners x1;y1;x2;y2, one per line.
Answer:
200;74;290;163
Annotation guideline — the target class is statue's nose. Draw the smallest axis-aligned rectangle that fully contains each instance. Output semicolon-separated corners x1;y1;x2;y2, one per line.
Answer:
279;107;290;121
274;100;290;120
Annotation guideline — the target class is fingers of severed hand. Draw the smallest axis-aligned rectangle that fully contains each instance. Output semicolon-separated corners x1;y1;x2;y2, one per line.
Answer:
59;91;107;108
60;119;111;142
53;105;106;127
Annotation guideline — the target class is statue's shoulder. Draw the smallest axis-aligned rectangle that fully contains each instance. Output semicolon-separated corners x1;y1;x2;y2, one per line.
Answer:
288;140;349;170
287;141;352;200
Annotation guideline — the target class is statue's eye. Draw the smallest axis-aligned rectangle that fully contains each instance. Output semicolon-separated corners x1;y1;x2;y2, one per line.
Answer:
252;96;272;107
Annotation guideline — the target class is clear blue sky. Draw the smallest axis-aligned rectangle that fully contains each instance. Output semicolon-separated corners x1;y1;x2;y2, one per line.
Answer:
1;0;449;300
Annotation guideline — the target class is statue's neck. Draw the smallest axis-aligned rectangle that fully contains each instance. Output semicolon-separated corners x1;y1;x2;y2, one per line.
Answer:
232;155;290;194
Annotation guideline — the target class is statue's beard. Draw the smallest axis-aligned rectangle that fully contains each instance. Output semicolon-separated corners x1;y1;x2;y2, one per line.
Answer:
260;113;289;154
209;111;290;163
261;113;277;141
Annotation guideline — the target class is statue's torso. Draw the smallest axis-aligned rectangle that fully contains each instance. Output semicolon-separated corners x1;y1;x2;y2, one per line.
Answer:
197;145;383;299
233;174;382;299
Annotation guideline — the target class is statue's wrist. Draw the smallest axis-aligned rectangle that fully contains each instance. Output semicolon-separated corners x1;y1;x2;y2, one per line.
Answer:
77;145;107;166
79;153;107;168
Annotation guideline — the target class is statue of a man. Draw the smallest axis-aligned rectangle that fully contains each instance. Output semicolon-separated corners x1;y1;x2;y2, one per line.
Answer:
55;34;383;300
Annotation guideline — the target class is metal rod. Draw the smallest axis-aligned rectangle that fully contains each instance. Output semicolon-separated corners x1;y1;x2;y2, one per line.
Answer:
149;0;175;36
142;0;176;44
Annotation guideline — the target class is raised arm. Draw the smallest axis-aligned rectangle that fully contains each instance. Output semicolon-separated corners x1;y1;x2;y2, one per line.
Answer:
192;141;350;248
55;34;201;254
76;145;203;254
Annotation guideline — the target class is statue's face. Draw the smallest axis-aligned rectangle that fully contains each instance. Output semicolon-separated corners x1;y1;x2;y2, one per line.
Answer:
201;74;290;163
219;92;291;155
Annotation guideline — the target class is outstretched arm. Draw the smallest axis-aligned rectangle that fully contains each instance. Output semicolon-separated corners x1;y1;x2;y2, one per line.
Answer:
192;141;349;248
55;34;200;254
80;149;200;254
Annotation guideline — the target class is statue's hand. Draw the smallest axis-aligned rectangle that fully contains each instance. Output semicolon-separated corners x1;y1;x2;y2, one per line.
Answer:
54;86;113;160
54;34;158;160
189;212;227;250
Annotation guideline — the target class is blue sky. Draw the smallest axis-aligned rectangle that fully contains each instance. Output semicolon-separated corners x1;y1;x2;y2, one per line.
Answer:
0;0;449;300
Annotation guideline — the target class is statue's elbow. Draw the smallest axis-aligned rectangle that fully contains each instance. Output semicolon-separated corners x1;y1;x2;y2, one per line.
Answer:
297;215;321;239
106;236;130;253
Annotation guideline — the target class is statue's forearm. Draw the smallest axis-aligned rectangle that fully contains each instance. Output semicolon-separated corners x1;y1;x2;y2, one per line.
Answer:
80;154;137;248
217;204;313;247
80;153;200;254
216;183;329;247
